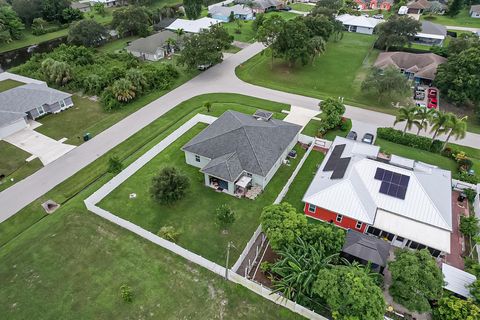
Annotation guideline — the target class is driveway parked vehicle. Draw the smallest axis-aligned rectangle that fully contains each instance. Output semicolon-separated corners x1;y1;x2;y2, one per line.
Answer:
362;133;374;144
347;131;358;140
197;63;212;71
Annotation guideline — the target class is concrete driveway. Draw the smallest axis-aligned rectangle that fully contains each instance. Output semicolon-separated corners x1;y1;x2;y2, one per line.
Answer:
350;120;379;144
283;106;320;128
3;128;75;165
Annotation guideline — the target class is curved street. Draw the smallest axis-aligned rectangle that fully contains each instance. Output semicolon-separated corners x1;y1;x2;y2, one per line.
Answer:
0;42;479;222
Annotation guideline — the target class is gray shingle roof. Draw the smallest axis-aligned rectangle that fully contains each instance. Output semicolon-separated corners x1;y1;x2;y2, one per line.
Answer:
209;4;253;16
421;20;447;36
126;31;178;55
342;230;391;267
236;0;282;10
0;83;71;126
182;110;301;182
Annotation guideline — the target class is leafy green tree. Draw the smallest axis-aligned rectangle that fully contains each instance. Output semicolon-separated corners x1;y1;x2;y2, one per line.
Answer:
447;33;480;56
112;6;152;37
470;279;480;303
260;202;307;251
433;296;480;320
125;68;148;93
111;78;136;102
375;15;422;51
41;0;71;22
68;19;107;47
313;265;385;320
318;97;346;133
31;17;48;35
120;284;133;302
215;204;236;230
429;110;450;143
361;67;410;102
12;0;43;25
300;222;345;257
183;0;202;20
83;74;104;94
108;156;123;174
256;13;285;68
273;18;312;66
0;5;24;43
435;47;480;107
41;57;72;85
460;215;479;237
204;101;212;112
388;249;444;312
271;237;334;307
157;226;181;242
394;106;422;135
303;14;333;40
93;2;106;16
447;0;463;17
251;12;265;31
442;114;467;149
61;7;83;23
308;36;326;63
150;167;190;205
208;23;233;50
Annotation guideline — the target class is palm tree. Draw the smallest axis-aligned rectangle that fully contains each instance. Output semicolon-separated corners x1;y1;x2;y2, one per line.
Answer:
309;36;326;64
442;114;468;150
165;37;177;54
111;78;136;102
394;106;422;135
414;107;435;136
430;110;450;143
175;28;185;38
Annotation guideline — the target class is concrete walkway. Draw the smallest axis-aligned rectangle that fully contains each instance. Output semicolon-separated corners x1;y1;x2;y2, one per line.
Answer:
4;128;75;165
282;106;320;128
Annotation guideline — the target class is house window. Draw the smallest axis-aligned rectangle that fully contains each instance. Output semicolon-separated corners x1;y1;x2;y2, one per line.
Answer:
355;221;363;229
307;203;316;213
367;226;382;237
36;106;45;115
59;99;66;108
336;214;343;223
195;155;201;162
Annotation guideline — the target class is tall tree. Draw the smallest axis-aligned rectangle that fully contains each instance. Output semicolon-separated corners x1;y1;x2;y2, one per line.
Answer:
125;68;148;93
41;0;71;22
313;265;385;320
376;15;422;51
435;47;480;107
112;6;152;37
361;67;410;102
318;97;345;133
394;106;422;135
60;7;83;24
0;5;24;43
415;107;435;135
150;167;190;205
447;0;463;17
111;78;136;102
315;0;343;11
273;18;312;67
41;57;72;85
388;249;444;312
183;0;202;20
308;36;326;63
68;19;107;47
442;114;467;149
256;14;285;68
303;14;333;40
11;0;43;25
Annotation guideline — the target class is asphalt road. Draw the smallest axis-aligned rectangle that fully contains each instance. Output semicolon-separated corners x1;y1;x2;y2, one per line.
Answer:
1;42;479;223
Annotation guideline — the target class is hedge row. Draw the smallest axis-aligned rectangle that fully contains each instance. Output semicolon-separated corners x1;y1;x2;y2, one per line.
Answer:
377;127;443;153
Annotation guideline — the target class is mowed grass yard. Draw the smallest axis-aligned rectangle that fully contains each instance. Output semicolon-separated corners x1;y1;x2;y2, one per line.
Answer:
290;3;314;12
420;9;480;28
0;93;304;319
99;124;306;266
236;32;390;113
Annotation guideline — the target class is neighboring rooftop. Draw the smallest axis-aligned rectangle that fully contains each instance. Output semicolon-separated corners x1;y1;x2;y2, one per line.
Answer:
419;20;447;38
209;4;252;16
471;4;480;13
336;14;385;29
303;137;452;252
407;0;431;9
374;51;446;80
70;2;90;9
166;17;223;33
236;0;282;10
342;230;391;267
126;31;178;55
182;110;301;182
442;263;477;298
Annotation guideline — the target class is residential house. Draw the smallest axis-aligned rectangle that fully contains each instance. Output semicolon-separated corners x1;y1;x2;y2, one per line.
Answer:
0;84;73;139
89;0;118;7
302;137;453;257
414;20;447;46
336;14;385;35
442;263;477;299
70;2;91;12
182;110;301;196
126;31;180;61
235;0;284;14
208;5;254;21
166;17;223;33
470;5;480;18
374;51;446;84
354;0;393;11
406;0;431;14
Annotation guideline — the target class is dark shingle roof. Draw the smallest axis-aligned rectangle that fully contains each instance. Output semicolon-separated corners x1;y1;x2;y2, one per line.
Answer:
342;230;391;267
126;31;178;55
182;110;301;182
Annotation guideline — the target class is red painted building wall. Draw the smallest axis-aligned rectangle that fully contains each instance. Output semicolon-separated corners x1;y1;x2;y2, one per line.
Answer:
304;203;367;233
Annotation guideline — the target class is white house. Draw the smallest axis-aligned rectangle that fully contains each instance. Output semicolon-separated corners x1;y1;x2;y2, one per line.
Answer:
208;4;254;22
181;110;301;196
126;31;179;61
336;14;385;35
414;20;447;46
470;5;480;18
166;17;223;34
89;0;117;7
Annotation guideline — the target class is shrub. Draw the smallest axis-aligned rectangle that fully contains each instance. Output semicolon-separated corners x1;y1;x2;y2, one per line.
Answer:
157;226;181;243
453;171;479;184
460;215;479;237
260;261;272;273
458;158;473;171
463;188;477;203
150;167;190;205
376;127;442;152
215;204;236;230
340;118;350;132
108;156;123;174
120;284;133;302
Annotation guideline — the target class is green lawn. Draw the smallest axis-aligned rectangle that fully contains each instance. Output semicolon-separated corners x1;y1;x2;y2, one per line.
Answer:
282;150;325;212
0;79;23;92
236;32;394;114
0;93;304;319
290;3;314;12
97;35;139;53
99;124;306;266
223;20;256;43
301;118;352;140
421;10;480;28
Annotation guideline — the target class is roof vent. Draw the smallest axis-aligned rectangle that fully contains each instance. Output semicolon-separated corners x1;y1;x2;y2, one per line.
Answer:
253;110;273;121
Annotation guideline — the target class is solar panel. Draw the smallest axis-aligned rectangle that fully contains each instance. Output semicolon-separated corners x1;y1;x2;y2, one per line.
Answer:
376;167;410;200
384;170;393;182
397;186;407;199
391;173;401;184
379;181;389;194
331;157;351;179
399;175;410;187
374;168;384;180
323;144;346;172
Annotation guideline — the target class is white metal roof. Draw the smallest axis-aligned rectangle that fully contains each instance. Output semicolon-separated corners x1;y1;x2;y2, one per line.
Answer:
442;263;476;298
336;14;385;29
303;137;453;248
166;17;223;33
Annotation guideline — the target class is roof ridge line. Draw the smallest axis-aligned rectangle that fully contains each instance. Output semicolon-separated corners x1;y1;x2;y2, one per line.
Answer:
240;126;265;175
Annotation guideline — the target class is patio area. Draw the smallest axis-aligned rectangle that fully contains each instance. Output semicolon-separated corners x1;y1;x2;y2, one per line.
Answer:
444;190;469;270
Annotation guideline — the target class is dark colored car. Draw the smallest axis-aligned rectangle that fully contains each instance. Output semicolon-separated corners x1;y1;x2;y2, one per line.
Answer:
279;6;292;11
346;131;358;140
362;133;374;144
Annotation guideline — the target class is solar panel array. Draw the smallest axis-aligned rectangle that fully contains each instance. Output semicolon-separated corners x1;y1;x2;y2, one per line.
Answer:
323;144;351;180
374;168;410;200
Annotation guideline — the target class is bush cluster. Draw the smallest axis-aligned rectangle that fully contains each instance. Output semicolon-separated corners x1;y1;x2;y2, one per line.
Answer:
377;127;443;153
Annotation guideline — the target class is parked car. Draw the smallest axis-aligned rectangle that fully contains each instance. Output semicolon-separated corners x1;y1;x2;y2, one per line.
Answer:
362;133;374;144
197;63;212;71
427;102;438;109
416;102;427;108
279;6;292;11
428;88;437;98
414;91;425;100
373;14;384;19
346;131;358;140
